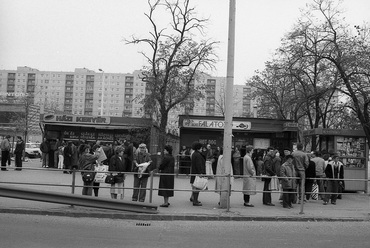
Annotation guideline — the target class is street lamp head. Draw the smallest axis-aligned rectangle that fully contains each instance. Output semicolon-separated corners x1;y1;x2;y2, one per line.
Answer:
98;69;103;72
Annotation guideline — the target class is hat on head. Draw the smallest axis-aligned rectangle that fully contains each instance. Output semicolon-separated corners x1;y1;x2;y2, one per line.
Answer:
139;143;146;148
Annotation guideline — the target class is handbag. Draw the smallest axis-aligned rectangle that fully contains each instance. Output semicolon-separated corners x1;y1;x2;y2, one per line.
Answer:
105;174;115;184
311;183;319;200
82;171;95;183
114;174;124;183
268;176;279;191
193;176;208;190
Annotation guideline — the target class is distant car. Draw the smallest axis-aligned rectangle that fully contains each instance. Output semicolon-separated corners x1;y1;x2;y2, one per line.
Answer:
25;143;41;158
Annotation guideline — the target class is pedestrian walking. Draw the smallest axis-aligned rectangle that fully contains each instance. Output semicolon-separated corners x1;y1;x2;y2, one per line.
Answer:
158;145;175;207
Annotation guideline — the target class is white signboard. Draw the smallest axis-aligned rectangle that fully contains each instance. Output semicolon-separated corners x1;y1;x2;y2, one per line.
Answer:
253;138;270;149
183;119;251;130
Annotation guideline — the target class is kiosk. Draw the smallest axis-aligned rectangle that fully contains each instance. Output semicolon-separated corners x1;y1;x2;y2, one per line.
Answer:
40;114;179;155
178;115;298;153
303;128;368;192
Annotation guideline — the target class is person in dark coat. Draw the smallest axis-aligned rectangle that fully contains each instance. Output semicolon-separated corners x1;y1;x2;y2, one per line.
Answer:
305;155;317;201
109;146;127;199
40;138;50;168
323;155;344;205
78;144;100;196
190;142;206;206
63;141;73;173
262;147;276;206
14;136;25;171
280;155;296;209
158;145;175;207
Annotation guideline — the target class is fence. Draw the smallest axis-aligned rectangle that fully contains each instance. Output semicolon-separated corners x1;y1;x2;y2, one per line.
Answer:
0;164;368;215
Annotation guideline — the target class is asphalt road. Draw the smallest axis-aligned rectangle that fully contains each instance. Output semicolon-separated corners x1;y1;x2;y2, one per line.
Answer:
1;214;370;248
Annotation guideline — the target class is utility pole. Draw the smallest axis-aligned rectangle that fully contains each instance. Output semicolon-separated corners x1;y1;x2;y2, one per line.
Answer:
220;0;236;209
99;69;104;116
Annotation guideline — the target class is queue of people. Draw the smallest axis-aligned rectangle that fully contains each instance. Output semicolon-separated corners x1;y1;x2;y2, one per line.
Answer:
28;136;347;208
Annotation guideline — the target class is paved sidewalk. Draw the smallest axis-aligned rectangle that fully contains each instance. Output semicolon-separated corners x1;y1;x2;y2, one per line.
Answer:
0;159;369;221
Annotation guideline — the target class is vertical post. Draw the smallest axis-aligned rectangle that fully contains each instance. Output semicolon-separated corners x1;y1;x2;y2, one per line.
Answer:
299;179;305;214
70;168;76;208
220;0;236;208
71;169;76;194
149;171;154;203
99;69;104;116
227;174;231;212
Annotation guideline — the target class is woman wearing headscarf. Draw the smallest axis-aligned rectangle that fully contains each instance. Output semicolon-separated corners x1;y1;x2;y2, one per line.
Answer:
158;145;175;207
78;144;100;196
109;146;126;199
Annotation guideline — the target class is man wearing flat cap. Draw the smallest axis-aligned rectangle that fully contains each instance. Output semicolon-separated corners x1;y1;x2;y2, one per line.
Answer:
280;154;296;208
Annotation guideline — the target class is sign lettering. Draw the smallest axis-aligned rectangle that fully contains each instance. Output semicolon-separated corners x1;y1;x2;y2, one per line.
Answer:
183;119;251;130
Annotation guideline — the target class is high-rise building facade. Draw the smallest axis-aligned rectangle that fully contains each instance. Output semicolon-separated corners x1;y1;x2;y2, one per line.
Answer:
0;66;255;135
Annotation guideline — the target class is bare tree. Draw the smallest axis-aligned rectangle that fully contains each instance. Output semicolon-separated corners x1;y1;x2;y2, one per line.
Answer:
294;0;370;145
126;0;218;153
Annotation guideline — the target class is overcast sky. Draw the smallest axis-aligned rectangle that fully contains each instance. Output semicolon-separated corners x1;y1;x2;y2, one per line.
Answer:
1;0;369;85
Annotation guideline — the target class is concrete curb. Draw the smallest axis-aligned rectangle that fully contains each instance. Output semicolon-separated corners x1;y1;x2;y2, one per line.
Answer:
1;208;369;222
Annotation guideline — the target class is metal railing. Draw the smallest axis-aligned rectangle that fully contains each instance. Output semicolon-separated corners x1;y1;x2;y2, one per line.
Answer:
0;166;368;215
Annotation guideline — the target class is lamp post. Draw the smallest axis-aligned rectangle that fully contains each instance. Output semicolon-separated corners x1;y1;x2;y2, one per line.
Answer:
99;69;104;116
220;0;236;209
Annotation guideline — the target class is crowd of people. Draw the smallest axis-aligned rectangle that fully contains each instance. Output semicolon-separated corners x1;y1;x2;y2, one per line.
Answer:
38;138;174;207
183;142;345;208
3;134;345;208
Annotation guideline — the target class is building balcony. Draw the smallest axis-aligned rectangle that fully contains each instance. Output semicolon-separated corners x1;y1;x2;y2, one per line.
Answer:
27;74;36;80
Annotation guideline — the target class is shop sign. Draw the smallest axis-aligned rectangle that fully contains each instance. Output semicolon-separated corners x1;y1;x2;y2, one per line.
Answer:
97;132;114;141
80;132;96;140
43;114;110;125
63;130;79;140
183;118;251;130
283;122;298;128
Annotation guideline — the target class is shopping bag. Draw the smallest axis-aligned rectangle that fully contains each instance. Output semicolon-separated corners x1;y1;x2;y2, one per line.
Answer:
96;147;107;163
205;160;214;176
311;183;319;200
94;164;109;183
193;176;208;190
268;176;279;191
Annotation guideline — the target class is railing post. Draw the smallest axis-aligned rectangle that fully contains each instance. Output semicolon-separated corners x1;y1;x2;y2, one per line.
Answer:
299;177;305;214
149;171;154;203
227;173;231;212
71;169;76;194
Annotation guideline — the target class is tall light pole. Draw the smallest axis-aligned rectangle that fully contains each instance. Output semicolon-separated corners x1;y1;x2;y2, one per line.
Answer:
220;0;236;209
99;69;104;116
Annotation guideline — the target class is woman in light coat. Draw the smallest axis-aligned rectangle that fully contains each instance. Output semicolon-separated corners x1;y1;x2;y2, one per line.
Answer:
242;145;256;207
215;148;234;197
